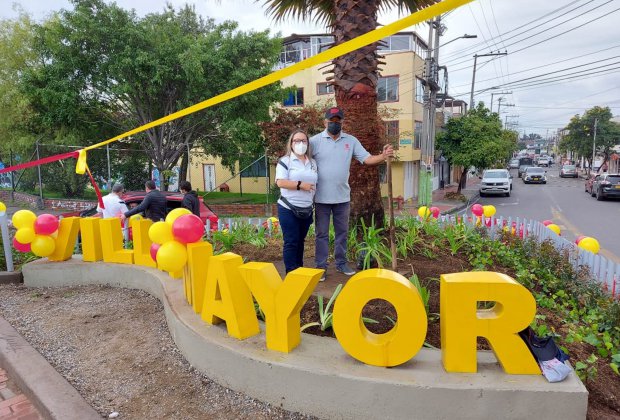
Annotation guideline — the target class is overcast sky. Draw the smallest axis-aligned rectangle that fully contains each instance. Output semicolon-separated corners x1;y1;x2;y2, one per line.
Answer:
2;0;619;136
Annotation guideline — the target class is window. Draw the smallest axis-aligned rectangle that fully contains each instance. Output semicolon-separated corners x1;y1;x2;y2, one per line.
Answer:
377;76;398;102
378;163;387;184
283;88;304;106
384;120;399;142
241;158;267;178
317;82;334;95
415;78;424;103
414;121;422;149
378;35;411;52
311;36;334;55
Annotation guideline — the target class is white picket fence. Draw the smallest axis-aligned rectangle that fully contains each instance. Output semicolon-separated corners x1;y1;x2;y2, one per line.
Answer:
432;214;620;297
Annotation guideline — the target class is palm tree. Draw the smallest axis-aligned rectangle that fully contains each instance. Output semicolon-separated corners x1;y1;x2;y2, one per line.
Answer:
261;0;435;227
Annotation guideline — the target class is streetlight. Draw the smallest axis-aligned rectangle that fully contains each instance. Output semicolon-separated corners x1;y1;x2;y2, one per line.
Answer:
469;52;507;110
436;34;477;49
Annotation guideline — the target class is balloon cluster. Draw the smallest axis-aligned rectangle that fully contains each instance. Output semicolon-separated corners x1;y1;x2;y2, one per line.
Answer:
542;220;561;236
261;216;280;232
575;235;600;254
12;210;59;257
417;206;440;219
149;208;205;272
471;204;496;226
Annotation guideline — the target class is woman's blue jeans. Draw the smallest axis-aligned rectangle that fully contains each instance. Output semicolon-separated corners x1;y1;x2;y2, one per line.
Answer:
278;204;313;273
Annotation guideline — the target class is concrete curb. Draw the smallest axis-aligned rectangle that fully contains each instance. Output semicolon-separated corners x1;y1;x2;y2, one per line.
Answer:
0;315;101;420
22;258;588;420
0;270;23;285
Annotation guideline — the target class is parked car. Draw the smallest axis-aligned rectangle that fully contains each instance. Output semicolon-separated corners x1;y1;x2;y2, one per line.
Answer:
560;164;578;178
522;167;547;184
62;191;219;226
508;158;520;169
589;173;620;201
479;169;513;197
518;164;534;178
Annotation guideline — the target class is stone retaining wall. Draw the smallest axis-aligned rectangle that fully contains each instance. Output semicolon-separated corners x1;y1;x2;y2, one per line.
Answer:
0;191;96;211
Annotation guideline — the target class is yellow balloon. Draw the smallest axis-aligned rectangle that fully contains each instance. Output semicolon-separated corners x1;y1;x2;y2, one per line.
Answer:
15;227;36;244
483;205;496;218
417;206;430;218
12;209;37;229
578;237;600;254
31;235;56;257
547;224;561;235
165;208;191;225
157;240;188;272
0;201;6;215
149;221;173;245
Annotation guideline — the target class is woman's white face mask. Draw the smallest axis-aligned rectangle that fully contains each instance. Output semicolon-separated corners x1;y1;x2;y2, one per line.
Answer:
293;142;308;155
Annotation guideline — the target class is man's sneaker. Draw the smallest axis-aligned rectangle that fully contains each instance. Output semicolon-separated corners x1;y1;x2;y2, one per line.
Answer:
336;264;356;276
319;272;326;282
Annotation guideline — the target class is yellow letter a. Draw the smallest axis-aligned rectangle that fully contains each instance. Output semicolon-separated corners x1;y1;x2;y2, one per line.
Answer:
201;253;259;340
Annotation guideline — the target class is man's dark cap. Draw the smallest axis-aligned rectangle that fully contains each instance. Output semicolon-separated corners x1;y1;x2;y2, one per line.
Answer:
325;107;344;120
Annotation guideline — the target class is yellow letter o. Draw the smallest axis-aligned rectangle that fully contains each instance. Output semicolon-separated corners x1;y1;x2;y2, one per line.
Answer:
332;269;427;367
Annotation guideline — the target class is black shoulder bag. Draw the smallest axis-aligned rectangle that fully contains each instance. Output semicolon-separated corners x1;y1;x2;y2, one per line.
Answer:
278;159;314;219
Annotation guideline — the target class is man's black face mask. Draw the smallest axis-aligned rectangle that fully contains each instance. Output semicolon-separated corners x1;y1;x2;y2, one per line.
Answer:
327;121;342;135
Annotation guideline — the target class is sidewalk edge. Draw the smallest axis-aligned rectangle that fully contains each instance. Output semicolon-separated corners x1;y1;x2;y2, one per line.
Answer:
0;315;100;420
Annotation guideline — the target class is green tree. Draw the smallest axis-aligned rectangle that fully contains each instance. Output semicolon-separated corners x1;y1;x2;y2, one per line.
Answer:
437;103;517;192
560;106;620;173
18;0;283;191
260;0;434;227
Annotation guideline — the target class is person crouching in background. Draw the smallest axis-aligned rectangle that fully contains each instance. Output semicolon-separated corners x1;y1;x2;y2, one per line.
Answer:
275;129;318;275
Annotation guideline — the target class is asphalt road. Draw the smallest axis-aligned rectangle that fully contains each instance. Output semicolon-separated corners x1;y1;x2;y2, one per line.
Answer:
464;165;620;263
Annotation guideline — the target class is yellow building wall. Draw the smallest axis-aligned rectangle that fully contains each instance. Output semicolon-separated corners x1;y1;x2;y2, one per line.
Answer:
188;151;273;195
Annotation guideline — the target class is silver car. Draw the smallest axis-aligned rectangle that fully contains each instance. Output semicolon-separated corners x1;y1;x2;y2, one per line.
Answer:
480;169;513;197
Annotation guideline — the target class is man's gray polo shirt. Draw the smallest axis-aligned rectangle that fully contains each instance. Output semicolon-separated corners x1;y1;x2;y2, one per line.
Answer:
310;129;370;204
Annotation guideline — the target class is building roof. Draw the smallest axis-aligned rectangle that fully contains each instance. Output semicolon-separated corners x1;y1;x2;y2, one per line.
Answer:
282;31;428;49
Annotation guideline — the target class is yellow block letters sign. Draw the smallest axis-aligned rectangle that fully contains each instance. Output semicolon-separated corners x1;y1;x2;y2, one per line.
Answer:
132;219;156;268
99;218;133;265
239;263;323;353
185;241;213;314
79;218;103;262
201;253;259;340
332;269;427;367
47;217;80;262
440;271;539;374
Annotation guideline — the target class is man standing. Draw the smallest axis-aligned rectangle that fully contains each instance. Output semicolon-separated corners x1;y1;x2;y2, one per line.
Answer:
121;180;167;222
179;181;200;217
310;107;394;281
97;184;128;219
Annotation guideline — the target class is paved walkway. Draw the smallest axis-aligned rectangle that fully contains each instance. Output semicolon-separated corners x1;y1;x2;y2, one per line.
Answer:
0;369;42;420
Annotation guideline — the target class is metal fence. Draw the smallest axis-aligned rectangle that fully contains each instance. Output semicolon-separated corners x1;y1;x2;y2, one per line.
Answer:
434;214;619;297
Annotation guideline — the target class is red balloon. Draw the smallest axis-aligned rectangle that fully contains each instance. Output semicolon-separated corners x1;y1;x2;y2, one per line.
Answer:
575;235;586;245
34;214;59;235
542;220;553;226
13;237;31;253
172;214;204;244
471;204;483;217
150;243;160;262
430;206;440;218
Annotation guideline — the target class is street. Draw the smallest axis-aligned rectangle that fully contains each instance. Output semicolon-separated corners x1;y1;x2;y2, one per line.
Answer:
466;165;620;263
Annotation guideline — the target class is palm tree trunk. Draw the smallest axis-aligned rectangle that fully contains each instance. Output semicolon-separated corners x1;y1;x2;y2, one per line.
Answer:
331;0;384;228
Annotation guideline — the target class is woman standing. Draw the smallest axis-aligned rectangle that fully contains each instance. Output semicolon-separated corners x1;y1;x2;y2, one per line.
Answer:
275;129;318;274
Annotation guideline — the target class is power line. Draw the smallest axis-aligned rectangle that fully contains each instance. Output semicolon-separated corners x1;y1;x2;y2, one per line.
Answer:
447;1;618;73
440;0;586;61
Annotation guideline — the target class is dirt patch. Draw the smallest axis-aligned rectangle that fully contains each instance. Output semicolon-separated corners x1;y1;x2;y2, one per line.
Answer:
0;284;315;420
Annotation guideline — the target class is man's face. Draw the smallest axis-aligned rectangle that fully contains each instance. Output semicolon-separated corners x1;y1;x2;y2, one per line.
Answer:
325;117;342;128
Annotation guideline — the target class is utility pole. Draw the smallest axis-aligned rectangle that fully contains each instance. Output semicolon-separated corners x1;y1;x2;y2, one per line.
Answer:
497;98;514;115
591;118;598;172
469;52;507;110
490;91;511;113
419;18;436;207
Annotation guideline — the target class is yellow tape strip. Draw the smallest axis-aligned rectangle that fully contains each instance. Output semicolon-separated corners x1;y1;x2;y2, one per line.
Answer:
80;0;472;160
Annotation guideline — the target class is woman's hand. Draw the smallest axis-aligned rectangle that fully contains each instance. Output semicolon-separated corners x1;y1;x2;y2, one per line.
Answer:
300;182;315;191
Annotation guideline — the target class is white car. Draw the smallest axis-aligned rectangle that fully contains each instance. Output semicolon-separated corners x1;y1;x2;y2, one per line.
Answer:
479;169;513;197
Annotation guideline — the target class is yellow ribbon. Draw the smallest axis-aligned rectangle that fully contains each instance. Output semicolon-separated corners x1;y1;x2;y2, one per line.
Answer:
76;0;472;173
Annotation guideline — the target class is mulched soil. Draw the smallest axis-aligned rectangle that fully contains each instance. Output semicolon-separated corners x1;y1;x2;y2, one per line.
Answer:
233;240;620;420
